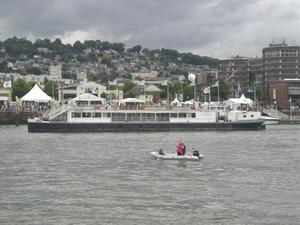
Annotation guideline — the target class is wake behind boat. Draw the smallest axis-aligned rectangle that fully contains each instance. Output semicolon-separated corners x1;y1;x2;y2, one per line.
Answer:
150;150;203;161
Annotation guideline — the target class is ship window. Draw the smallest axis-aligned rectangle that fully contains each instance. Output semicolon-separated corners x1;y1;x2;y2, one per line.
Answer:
179;113;187;118
170;113;177;118
103;113;111;117
82;112;91;118
71;112;81;118
156;113;170;122
127;113;141;121
251;115;254;117
141;113;155;122
243;115;246;118
93;112;102;117
112;113;126;121
192;113;196;118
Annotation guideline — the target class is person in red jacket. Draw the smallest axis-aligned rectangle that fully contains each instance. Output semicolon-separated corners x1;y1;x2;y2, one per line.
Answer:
176;142;183;155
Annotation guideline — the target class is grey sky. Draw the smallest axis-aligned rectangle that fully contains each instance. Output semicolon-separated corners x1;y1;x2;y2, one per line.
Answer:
0;0;299;59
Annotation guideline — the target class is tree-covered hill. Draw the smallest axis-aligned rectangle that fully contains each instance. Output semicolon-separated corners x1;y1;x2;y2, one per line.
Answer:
0;36;218;67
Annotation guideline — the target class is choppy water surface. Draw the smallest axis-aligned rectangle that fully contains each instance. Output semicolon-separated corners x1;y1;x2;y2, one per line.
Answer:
0;125;299;225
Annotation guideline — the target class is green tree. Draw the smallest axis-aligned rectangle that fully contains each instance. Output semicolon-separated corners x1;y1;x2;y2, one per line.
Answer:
73;40;84;53
62;53;74;63
127;45;142;53
44;79;58;99
244;84;265;106
12;78;33;100
87;53;98;62
87;71;108;83
182;85;195;101
122;80;135;92
111;42;125;53
3;36;34;57
210;79;230;101
26;66;43;75
141;48;150;55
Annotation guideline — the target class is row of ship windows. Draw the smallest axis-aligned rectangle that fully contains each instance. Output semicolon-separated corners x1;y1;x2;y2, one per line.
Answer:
265;70;298;74
265;65;299;69
71;112;197;118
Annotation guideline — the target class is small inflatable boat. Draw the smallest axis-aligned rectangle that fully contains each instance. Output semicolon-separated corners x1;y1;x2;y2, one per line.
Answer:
150;150;203;161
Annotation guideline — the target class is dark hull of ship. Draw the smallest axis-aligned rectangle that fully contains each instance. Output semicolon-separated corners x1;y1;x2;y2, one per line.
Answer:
28;120;266;132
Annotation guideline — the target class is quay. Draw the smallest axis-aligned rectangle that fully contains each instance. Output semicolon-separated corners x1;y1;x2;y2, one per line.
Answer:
0;111;43;125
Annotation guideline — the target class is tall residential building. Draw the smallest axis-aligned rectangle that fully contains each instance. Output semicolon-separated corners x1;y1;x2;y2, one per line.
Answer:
248;57;263;85
263;42;300;83
263;42;300;105
218;56;249;97
50;63;62;79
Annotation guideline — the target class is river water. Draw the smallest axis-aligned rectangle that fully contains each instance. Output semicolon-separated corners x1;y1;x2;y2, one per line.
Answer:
0;125;299;225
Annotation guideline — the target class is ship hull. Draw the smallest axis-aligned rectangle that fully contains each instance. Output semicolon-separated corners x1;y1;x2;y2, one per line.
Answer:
28;120;265;132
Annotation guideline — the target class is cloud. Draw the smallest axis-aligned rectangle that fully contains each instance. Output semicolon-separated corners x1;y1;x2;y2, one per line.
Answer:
0;0;300;58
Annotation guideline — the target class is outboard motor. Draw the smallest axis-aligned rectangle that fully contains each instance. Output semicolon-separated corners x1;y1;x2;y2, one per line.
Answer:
193;150;200;157
159;149;165;155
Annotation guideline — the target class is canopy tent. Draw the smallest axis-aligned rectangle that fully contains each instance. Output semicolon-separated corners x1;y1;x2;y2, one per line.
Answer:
183;100;194;105
119;98;145;104
71;93;106;106
170;98;181;106
0;96;9;101
21;84;52;102
201;102;209;109
72;93;106;102
226;94;253;105
225;94;254;109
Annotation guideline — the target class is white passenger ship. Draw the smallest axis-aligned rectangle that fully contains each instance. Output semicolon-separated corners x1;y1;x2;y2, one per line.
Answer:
27;94;265;132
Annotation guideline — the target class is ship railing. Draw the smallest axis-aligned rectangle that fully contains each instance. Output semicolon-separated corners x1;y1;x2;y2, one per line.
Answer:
47;105;70;120
262;108;289;120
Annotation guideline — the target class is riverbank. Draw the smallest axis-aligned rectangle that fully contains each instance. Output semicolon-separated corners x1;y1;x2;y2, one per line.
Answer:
2;111;300;125
279;119;300;124
0;111;43;125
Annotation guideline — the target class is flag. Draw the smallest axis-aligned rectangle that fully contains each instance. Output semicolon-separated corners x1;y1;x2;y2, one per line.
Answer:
3;80;12;88
212;80;219;87
203;87;210;94
272;89;276;99
246;87;255;93
16;96;21;107
237;82;242;93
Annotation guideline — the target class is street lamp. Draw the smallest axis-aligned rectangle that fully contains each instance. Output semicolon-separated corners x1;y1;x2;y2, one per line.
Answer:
289;98;293;120
188;73;196;101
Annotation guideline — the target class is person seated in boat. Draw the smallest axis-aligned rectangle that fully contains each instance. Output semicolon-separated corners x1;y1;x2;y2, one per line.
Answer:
176;142;183;156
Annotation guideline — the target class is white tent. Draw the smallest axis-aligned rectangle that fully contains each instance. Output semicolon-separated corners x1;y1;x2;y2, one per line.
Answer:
201;102;209;109
119;98;145;104
226;94;253;105
239;94;253;104
21;84;52;102
70;93;106;107
72;93;106;102
225;94;253;109
183;100;194;105
170;98;181;106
